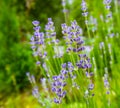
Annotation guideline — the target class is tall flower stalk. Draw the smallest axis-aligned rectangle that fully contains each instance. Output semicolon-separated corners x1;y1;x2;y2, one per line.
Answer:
81;0;91;38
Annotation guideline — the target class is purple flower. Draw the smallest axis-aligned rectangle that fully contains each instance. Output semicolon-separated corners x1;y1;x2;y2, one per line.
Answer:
42;62;49;72
55;39;59;44
73;48;77;52
32;20;40;26
30;19;47;64
77;46;85;52
77;56;92;70
62;9;68;13
62;91;66;97
92;93;95;96
45;18;59;47
62;82;67;86
59;74;65;80
79;54;87;58
32;86;39;98
106;91;110;94
61;69;68;75
51;63;70;104
52;87;56;92
36;61;41;65
33;26;41;31
62;0;66;6
103;72;110;94
31;46;36;50
82;12;88;17
54;98;61;104
81;0;88;17
30;36;34;42
26;72;36;84
62;63;67;68
103;0;112;10
52;76;58;81
88;83;94;90
103;75;110;88
81;0;87;11
62;20;84;55
103;0;112;5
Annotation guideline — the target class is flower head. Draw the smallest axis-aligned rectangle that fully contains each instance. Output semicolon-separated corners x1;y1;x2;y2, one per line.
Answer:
32;20;40;26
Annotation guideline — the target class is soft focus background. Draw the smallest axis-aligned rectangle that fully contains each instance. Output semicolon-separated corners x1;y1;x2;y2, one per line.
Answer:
0;0;120;108
0;0;64;107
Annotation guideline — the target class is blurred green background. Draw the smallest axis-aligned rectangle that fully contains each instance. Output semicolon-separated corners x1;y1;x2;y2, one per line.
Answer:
0;0;65;107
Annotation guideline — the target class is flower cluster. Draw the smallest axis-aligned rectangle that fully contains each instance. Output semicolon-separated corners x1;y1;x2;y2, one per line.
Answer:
31;20;47;64
76;54;92;70
61;20;92;71
103;0;112;21
51;71;67;103
32;86;40;99
45;18;61;58
103;71;110;94
81;0;88;17
62;0;66;7
26;72;40;99
51;62;79;103
45;18;58;45
103;0;113;40
31;18;61;65
61;0;68;15
62;20;94;97
32;21;44;46
103;0;112;10
78;54;94;96
26;72;36;84
61;20;84;53
26;72;52;106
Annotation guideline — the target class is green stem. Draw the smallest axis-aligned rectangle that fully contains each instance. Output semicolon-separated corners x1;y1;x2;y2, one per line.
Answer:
85;16;91;39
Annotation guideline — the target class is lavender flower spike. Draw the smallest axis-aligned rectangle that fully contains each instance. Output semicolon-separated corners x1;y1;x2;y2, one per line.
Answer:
81;0;88;17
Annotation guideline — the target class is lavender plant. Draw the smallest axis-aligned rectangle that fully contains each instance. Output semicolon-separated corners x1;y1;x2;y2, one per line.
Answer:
25;0;120;107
